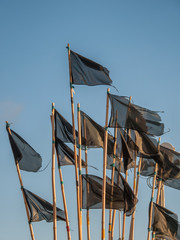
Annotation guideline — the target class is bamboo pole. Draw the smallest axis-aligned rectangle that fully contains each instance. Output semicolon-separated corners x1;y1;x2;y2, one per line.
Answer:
147;137;161;240
67;43;82;240
129;156;142;240
111;156;123;240
51;103;57;240
56;155;71;240
101;88;110;240
122;169;128;240
77;103;83;236
6;122;35;240
122;97;132;240
152;168;163;240
108;111;118;240
84;116;91;240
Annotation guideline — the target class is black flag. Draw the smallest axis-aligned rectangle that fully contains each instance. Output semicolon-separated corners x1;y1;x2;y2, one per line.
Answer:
82;174;137;215
55;138;86;167
70;50;112;86
23;188;66;222
151;203;180;239
7;128;42;172
108;94;164;136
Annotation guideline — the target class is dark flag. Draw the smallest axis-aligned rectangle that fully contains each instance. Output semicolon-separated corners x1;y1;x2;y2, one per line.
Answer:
55;138;86;167
151;203;180;240
82;174;137;215
23;188;66;222
80;110;114;154
108;94;164;136
7;128;42;172
140;144;180;190
70;50;112;86
55;109;78;144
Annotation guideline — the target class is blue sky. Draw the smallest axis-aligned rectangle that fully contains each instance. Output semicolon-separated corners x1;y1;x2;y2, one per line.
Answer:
0;1;180;239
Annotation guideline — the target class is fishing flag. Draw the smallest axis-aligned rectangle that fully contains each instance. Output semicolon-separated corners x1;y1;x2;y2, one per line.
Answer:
151;203;180;239
55;138;86;167
55;109;78;144
70;50;112;86
140;144;180;190
23;188;66;222
108;94;164;136
7;128;42;172
80;110;114;154
82;174;137;215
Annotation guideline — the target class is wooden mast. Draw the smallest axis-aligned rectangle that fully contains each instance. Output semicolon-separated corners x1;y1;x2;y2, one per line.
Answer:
51;103;57;240
6;121;35;240
108;111;118;240
77;103;83;239
147;137;161;240
67;43;82;240
83;115;91;240
102;88;110;240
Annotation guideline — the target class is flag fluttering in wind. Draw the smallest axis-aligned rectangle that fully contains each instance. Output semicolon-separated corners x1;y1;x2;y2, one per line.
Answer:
151;203;180;240
7;128;42;172
82;174;137;215
108;94;164;136
70;50;112;86
55;109;78;144
23;188;66;222
55;138;86;167
140;144;180;190
80;110;114;153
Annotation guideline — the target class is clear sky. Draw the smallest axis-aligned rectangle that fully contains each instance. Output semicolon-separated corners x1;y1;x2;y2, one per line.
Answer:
0;1;180;239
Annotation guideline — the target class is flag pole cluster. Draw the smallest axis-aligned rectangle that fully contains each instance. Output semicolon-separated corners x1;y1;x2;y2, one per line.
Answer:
6;44;180;240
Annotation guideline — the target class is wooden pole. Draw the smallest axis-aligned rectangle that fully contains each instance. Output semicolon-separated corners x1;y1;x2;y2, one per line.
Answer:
51;103;57;240
101;88;110;240
77;103;83;238
111;151;123;240
67;43;82;240
108;111;118;240
147;137;161;240
152;168;163;240
56;155;71;240
129;156;142;240
6;122;35;240
122;96;132;240
122;169;128;240
83;116;91;240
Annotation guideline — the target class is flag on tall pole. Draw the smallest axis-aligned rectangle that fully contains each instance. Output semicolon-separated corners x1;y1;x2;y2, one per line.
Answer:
108;94;164;136
6;122;36;240
70;50;112;86
67;43;82;240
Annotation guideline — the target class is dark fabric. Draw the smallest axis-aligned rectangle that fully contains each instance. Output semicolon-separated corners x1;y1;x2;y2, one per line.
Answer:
108;94;164;136
80;110;114;154
82;174;137;215
23;188;66;222
55;109;78;144
152;203;180;240
55;138;86;168
70;50;112;86
140;145;180;190
122;129;164;168
7;128;42;172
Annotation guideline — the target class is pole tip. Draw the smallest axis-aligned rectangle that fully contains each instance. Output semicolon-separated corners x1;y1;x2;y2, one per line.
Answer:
107;88;110;93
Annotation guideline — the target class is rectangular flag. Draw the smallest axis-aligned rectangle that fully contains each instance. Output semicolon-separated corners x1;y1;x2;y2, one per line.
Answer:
7;128;42;172
108;94;164;136
23;188;66;222
82;174;137;215
151;203;180;239
70;50;112;86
